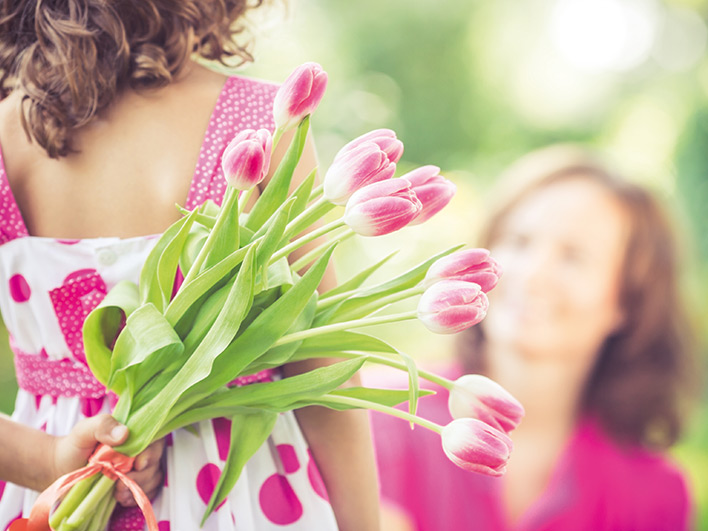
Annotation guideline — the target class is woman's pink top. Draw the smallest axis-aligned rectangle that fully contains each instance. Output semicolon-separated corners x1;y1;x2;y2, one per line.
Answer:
370;366;693;531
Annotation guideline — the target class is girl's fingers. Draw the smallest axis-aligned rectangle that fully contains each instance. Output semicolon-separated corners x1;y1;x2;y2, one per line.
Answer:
114;438;166;506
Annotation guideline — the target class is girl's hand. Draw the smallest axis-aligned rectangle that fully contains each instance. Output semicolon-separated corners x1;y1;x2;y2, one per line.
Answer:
51;414;165;506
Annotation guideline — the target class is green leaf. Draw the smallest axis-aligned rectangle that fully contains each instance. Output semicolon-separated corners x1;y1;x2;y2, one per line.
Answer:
318;251;398;300
140;209;198;312
179;223;209;277
288;387;434;411
322;244;464;324
119;245;257;455
203;187;240;270
107;303;185;396
254;197;295;274
171;244;338;418
287;168;317;222
245;117;310;232
83;281;140;386
293;330;397;356
159;358;365;433
202;411;278;524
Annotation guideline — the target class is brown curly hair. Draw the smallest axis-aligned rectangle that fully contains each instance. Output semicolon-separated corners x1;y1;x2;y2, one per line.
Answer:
459;145;700;449
0;0;266;158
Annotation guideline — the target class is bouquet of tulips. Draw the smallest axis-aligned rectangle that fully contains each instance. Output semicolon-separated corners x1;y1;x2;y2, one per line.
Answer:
29;63;523;531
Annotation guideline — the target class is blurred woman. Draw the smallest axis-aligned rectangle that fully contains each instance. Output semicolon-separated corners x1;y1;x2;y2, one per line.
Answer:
373;144;698;531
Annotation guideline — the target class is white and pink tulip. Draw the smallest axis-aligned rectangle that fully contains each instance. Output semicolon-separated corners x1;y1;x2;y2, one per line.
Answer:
221;129;272;190
343;178;422;237
448;374;524;434
424;248;502;293
273;62;328;132
441;418;513;476
417;280;488;334
402;165;457;225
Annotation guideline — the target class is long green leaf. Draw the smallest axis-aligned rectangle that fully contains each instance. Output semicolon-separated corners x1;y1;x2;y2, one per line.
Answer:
119;246;257;455
287;168;317;222
202;411;278;524
321;244;464;324
287;387;434;411
203;186;240;270
83;281;140;386
245;117;310;232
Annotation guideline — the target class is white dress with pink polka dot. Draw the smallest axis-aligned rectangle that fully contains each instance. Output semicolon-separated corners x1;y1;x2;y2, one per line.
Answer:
0;76;338;531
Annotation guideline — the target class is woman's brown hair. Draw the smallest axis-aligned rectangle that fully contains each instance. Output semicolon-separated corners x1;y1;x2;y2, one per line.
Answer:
0;0;267;158
459;144;699;449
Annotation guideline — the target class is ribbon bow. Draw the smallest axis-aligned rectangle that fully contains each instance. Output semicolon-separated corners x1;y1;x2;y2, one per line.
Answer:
9;444;158;531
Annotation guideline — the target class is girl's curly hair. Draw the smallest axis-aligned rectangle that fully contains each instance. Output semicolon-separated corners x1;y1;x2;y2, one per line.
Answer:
0;0;266;158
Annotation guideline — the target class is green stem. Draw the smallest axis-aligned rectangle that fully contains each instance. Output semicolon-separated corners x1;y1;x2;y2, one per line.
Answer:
330;351;454;390
49;475;100;529
182;186;239;287
289;229;353;272
270;218;345;264
282;196;334;240
319;394;443;433
238;187;256;215
316;283;425;314
61;475;116;529
308;183;324;202
273;310;418;347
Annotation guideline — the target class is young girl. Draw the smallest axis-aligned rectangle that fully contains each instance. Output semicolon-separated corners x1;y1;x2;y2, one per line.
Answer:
0;1;379;529
373;144;697;530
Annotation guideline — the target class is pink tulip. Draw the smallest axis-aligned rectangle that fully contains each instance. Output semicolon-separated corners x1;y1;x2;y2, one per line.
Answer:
402;165;457;225
448;374;525;434
417;280;489;334
324;140;399;205
343;178;422;237
424;248;502;293
273;62;328;131
221;129;272;189
339;129;404;165
441;418;512;476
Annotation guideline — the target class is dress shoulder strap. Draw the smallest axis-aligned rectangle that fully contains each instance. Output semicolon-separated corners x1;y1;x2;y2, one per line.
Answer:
185;75;279;210
0;145;29;245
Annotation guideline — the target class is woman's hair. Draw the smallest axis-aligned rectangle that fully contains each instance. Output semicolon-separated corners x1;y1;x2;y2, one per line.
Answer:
0;0;267;158
459;144;699;449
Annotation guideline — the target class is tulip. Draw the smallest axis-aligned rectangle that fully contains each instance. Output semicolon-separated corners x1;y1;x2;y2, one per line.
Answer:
221;129;272;190
402;166;457;225
448;374;524;433
417;280;488;334
343;178;422;237
324;141;399;205
339;128;404;165
424;248;502;293
273;62;328;131
441;418;512;476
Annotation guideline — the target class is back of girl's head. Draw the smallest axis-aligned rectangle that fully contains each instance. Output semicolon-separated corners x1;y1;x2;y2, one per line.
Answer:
0;0;268;158
459;144;699;449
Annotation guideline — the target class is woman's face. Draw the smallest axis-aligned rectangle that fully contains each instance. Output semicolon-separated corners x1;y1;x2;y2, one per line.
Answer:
483;176;630;365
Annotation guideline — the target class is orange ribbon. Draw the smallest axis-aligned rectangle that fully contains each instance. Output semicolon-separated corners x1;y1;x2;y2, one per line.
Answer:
9;444;158;531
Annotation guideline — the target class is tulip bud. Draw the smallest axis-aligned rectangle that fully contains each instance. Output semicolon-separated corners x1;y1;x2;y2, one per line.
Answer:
339;128;404;165
424;249;502;293
448;374;524;434
324;140;399;205
273;62;328;131
441;418;512;476
221;129;273;190
417;280;488;334
402;166;457;225
343;178;422;237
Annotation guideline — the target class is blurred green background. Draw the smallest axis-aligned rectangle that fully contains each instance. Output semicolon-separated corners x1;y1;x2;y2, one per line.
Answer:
2;0;707;526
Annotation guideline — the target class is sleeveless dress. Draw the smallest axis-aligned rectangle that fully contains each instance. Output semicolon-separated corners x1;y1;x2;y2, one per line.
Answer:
0;76;338;531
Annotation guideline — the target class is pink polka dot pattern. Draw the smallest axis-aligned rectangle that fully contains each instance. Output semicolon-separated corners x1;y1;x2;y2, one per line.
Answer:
13;350;106;398
185;76;278;211
212;417;232;461
49;269;107;365
8;274;31;302
259;473;303;525
0;148;29;245
277;444;300;474
307;450;329;502
196;463;226;511
108;506;146;531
